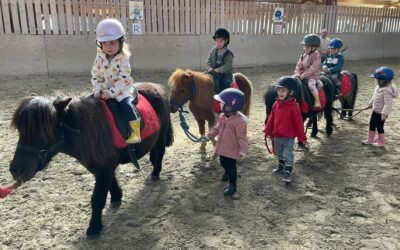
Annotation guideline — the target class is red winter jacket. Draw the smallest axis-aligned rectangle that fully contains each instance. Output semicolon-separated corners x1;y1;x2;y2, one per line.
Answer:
264;97;307;143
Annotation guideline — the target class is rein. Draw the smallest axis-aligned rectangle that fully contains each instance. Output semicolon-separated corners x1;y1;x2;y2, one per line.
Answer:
178;107;209;143
264;135;275;155
333;107;368;119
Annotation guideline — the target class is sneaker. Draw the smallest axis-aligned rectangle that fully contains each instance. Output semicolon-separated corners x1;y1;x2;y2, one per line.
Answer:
282;170;292;183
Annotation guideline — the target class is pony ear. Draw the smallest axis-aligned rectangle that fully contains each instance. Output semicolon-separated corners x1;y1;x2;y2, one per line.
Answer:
54;97;72;112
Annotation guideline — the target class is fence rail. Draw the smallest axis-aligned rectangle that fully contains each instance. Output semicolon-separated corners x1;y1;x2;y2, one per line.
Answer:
0;0;399;35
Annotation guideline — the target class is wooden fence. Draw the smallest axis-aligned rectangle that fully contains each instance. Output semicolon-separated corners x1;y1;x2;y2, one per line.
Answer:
0;0;399;35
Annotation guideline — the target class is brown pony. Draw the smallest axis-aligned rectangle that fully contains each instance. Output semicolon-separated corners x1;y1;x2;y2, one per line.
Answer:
169;69;252;151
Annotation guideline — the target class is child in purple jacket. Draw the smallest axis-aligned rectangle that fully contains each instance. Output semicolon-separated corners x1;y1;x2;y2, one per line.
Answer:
207;88;248;197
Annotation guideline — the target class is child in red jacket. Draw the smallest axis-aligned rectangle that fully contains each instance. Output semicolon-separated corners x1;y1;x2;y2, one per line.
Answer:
264;77;307;183
207;88;248;197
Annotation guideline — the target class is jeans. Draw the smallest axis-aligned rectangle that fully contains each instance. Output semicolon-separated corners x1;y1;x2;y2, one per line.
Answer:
274;137;295;166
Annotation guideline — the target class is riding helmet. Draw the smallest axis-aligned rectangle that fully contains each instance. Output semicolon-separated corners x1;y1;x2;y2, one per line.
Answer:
96;19;126;42
370;66;394;81
328;38;343;49
275;76;298;93
214;88;245;113
213;28;230;45
300;34;321;47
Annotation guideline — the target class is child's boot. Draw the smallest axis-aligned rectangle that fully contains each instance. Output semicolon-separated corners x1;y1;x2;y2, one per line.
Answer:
313;95;321;108
224;182;236;196
282;165;292;183
362;131;375;145
373;133;385;147
272;160;285;174
126;120;141;144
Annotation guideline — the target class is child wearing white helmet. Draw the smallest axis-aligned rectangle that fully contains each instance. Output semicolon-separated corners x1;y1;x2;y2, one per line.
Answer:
91;18;141;144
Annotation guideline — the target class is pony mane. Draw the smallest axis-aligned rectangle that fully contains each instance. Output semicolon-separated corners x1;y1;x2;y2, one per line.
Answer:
168;68;214;109
66;97;117;167
11;96;58;140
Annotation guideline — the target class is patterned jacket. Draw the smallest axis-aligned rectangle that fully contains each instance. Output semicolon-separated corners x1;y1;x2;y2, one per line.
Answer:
295;51;321;81
322;53;344;74
207;112;248;160
91;50;134;102
368;84;398;115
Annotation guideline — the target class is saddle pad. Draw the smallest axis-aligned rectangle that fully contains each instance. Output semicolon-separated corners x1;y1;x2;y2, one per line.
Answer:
101;93;160;149
340;73;352;97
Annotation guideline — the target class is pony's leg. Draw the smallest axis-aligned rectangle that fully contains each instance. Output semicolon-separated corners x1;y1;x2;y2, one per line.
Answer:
109;172;122;206
87;170;113;236
311;115;318;137
196;119;207;152
325;106;334;136
150;145;165;181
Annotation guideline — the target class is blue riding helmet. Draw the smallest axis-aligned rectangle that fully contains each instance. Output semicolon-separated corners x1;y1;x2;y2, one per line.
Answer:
275;76;298;93
370;66;395;81
328;38;343;49
214;88;245;113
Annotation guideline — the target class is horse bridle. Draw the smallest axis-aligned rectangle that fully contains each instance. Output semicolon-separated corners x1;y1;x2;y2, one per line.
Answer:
15;120;80;171
170;82;196;110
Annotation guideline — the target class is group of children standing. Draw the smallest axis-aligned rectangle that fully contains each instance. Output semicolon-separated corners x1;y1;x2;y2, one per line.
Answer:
89;18;397;197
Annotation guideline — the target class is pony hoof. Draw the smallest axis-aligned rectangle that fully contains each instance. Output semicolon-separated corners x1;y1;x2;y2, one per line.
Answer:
110;201;122;208
151;174;160;181
86;224;103;237
310;133;318;138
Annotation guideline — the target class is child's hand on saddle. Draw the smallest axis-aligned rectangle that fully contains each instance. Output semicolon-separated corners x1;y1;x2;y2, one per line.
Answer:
214;68;220;74
94;90;102;100
299;74;305;80
101;92;112;100
381;114;387;121
207;67;214;73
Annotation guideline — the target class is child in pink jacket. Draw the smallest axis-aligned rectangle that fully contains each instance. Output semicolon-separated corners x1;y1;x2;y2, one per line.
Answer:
207;88;248;197
295;34;322;108
362;66;398;147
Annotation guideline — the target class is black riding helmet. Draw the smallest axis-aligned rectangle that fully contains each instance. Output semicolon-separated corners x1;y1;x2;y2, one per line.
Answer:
300;34;320;47
275;76;298;93
213;28;230;46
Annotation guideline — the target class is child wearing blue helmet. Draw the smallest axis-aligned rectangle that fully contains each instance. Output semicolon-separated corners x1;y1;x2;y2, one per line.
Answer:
322;38;345;97
207;88;248;197
362;66;398;147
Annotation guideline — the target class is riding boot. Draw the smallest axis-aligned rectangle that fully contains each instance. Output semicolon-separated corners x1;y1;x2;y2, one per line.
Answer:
282;165;292;183
373;133;385;147
272;160;285;174
126;119;141;144
313;95;321;108
224;168;237;196
362;131;375;145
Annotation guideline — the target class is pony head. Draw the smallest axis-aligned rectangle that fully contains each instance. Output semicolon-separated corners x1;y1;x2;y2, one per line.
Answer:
168;69;214;113
9;96;71;182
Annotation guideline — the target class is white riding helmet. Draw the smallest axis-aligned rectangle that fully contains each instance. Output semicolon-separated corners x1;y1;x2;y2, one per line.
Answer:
96;19;125;42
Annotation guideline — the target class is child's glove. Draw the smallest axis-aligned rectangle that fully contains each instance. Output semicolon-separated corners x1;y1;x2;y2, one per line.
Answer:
381;114;387;121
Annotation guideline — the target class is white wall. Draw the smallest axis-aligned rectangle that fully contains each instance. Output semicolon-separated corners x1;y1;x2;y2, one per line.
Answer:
0;33;399;76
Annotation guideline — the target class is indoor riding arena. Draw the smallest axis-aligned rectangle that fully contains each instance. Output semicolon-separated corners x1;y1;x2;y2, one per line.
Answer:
1;0;400;249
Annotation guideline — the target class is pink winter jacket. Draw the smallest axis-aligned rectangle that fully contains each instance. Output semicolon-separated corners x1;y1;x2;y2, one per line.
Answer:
207;112;248;160
294;51;321;81
368;84;398;115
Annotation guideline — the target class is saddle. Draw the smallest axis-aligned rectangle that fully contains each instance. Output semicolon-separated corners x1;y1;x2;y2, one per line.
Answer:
323;71;352;98
296;78;327;113
100;93;160;169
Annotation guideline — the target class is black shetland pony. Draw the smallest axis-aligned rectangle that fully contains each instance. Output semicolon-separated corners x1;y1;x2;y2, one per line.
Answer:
9;82;173;236
264;75;335;137
264;73;358;137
